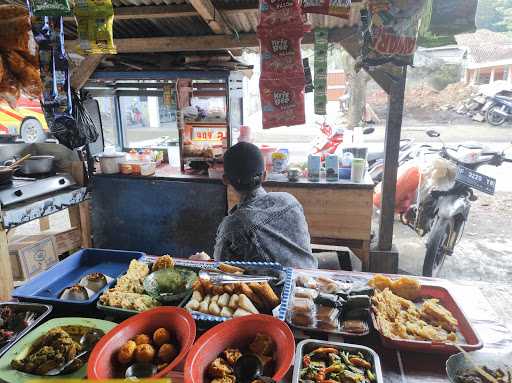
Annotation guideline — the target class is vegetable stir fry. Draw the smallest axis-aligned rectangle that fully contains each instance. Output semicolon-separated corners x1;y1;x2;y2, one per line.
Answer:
300;347;376;383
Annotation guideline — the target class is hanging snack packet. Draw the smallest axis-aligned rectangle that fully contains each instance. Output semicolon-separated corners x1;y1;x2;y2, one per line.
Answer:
259;77;305;129
302;0;351;19
313;28;328;115
74;0;116;55
258;25;306;78
30;0;72;16
259;0;304;27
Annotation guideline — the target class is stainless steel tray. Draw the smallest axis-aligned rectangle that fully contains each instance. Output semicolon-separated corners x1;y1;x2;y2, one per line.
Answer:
0;302;52;358
292;339;384;383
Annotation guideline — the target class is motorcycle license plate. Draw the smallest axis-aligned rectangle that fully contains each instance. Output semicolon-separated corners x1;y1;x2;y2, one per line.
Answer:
456;166;496;195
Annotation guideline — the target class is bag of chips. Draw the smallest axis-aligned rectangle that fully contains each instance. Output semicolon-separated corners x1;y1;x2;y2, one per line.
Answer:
302;0;351;19
259;0;304;27
30;0;72;16
258;25;306;78
259;77;306;129
74;0;116;55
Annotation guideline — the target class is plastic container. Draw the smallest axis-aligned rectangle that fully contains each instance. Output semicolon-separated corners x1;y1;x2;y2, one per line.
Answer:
326;154;339;182
87;307;196;380
351;158;366;183
184;314;295;383
12;248;144;311
98;152;125;174
293;287;318;300
308;154;320;182
371;284;483;354
0;302;52;358
292;340;384;383
260;145;277;172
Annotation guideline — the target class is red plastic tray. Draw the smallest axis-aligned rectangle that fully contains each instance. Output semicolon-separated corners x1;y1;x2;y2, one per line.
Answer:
371;284;483;354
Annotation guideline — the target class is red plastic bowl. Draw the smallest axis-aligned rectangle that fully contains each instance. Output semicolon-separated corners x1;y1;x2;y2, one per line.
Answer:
184;314;295;383
87;307;196;379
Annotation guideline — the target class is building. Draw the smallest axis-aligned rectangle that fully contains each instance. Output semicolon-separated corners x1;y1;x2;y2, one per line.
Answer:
456;29;512;85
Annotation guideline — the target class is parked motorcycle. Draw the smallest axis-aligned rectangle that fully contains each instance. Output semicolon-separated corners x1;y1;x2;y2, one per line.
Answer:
398;130;511;277
367;138;415;183
486;94;512;126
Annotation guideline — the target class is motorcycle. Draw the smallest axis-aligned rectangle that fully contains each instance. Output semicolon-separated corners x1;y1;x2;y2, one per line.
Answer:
486;94;512;126
311;120;374;161
367;138;415;183
399;130;512;277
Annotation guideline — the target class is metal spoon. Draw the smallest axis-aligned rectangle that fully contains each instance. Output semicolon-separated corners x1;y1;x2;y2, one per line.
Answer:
199;270;277;284
233;354;276;383
43;329;105;376
125;362;158;379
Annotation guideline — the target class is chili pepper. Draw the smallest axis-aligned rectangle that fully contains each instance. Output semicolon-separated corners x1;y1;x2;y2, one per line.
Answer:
314;368;326;382
311;347;339;355
349;356;372;369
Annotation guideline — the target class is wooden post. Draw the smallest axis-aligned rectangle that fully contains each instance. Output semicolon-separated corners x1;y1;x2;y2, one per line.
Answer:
79;201;92;248
39;216;50;231
0;222;13;300
378;66;407;251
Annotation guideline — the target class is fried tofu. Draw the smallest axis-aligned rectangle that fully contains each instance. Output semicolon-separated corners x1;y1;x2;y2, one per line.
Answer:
208;357;233;378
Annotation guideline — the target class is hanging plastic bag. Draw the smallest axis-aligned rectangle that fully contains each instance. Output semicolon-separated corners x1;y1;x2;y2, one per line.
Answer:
313;28;328;115
259;77;305;129
74;0;116;55
259;0;304;27
30;0;72;16
258;25;306;77
302;0;351;19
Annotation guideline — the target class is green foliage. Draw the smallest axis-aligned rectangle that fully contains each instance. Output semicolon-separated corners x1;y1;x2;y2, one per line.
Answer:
476;0;512;32
417;32;457;48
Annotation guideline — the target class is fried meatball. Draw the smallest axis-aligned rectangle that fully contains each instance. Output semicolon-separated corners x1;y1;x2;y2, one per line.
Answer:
152;328;171;346
134;334;152;346
117;340;137;365
153;255;175;272
157;343;178;363
135;344;156;364
207;357;233;378
249;333;274;356
222;349;242;366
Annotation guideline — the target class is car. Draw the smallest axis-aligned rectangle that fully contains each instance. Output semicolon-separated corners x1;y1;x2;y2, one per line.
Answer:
0;97;48;142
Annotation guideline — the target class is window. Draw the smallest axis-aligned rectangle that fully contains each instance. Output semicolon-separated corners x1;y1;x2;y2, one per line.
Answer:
119;95;178;148
94;96;118;147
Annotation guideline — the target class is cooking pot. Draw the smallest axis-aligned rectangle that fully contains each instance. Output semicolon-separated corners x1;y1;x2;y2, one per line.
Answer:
4;155;55;175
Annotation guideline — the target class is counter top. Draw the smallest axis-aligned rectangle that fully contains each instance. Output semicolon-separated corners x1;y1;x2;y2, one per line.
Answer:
94;165;375;189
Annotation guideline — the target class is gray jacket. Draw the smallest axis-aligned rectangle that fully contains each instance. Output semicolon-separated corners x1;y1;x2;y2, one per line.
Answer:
213;187;318;269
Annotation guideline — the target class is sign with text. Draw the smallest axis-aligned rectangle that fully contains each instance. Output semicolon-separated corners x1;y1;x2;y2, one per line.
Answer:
191;126;226;142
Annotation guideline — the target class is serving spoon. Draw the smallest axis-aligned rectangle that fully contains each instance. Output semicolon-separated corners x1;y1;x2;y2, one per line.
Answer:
199;270;277;284
125;362;158;379
233;354;276;383
43;329;105;376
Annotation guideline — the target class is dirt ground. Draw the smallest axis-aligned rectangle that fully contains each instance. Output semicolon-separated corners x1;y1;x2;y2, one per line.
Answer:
392;191;512;282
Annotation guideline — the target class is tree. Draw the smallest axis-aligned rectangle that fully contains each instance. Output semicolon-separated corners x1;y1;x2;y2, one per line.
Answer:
340;50;370;129
476;0;512;32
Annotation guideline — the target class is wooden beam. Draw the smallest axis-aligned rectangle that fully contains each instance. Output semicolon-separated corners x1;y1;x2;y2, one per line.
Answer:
71;55;104;89
65;28;361;55
63;4;197;21
65;34;259;53
378;66;407;251
188;0;231;35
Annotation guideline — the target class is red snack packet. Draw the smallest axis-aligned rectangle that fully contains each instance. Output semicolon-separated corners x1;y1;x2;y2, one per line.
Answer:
301;0;351;19
258;25;305;77
259;77;305;129
259;0;304;27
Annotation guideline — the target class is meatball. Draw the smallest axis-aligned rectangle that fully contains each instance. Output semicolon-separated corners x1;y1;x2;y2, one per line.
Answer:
153;328;171;346
158;343;178;362
117;340;137;365
135;344;156;363
134;334;152;346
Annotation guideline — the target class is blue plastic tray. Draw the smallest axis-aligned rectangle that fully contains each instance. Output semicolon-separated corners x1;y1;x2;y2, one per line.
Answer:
12;248;144;310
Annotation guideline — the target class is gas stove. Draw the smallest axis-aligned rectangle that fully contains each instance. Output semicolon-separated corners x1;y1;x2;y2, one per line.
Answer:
0;173;77;207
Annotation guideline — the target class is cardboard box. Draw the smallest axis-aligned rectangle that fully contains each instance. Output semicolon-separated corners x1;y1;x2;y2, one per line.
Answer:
9;235;58;281
41;227;82;255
